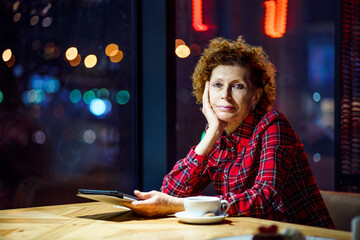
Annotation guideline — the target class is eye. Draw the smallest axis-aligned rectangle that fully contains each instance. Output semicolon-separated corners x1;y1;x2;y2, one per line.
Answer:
233;83;245;89
212;82;222;88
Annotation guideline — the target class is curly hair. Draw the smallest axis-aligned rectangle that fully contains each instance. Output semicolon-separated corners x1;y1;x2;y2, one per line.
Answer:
192;36;276;115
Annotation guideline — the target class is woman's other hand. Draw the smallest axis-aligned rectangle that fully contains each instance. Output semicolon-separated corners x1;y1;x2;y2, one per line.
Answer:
121;190;184;217
195;81;226;155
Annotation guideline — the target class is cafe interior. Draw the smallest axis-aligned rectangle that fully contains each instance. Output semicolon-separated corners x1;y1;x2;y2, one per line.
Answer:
0;0;360;238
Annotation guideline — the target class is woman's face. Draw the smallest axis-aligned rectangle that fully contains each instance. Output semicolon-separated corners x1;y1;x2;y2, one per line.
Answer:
209;65;262;129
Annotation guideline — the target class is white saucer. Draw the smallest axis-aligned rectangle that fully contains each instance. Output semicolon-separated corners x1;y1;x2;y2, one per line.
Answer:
174;211;226;224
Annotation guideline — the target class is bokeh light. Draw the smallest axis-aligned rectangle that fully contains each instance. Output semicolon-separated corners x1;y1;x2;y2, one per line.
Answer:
83;90;96;105
105;43;119;57
89;98;112;117
6;55;16;67
97;88;110;99
29;74;60;94
44;76;60;93
109;50;123;63
32;130;46;144
13;13;21;22
116;90;130;105
175;45;191;58
190;44;201;56
2;49;12;62
13;1;20;11
42;17;52;27
175;39;186;48
69;54;81;67
313;153;321;163
0;90;3;103
13;65;24;77
84;54;97;68
22;89;45;104
313;92;321;102
81;129;96;144
30;15;39;26
70;89;82;103
65;47;78;61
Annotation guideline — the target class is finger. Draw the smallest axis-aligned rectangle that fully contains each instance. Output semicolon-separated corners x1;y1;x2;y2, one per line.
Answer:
133;190;154;200
202;81;209;104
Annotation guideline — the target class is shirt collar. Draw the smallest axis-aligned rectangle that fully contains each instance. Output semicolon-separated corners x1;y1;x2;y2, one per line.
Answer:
221;110;263;147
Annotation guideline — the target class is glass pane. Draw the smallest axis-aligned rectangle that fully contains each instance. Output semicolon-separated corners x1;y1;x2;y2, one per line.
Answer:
0;1;137;209
174;0;335;191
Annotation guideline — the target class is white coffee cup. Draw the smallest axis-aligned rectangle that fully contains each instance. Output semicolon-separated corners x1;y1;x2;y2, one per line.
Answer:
352;215;360;240
183;196;230;218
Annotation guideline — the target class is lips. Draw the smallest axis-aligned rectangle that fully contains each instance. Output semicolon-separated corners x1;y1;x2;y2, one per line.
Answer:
217;106;235;111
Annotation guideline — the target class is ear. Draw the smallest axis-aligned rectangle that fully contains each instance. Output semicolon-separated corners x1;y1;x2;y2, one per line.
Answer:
252;87;263;106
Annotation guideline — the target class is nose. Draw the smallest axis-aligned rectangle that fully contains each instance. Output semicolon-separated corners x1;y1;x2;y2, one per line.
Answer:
220;85;232;100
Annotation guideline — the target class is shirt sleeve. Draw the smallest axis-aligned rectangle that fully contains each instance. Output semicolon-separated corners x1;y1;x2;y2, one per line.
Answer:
220;117;296;219
160;146;211;197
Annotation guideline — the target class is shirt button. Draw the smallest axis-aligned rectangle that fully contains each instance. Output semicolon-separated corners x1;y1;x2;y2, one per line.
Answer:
231;147;236;152
224;174;228;179
272;202;277;208
193;159;198;165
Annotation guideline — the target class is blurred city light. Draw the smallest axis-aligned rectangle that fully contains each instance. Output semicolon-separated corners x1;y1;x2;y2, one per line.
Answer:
2;49;12;62
313;92;321;102
105;43;119;57
175;45;191;58
81;129;96;144
313;153;321;163
30;16;39;26
22;89;45;104
12;1;20;11
190;44;201;56
0;90;3;103
6;55;15;67
83;90;96;105
42;17;52;27
97;88;110;99
70;89;82;103
13;13;21;22
65;47;78;61
109;50;123;63
32;130;46;144
116;90;130;105
69;54;81;67
89;98;112;117
84;54;97;68
175;39;185;48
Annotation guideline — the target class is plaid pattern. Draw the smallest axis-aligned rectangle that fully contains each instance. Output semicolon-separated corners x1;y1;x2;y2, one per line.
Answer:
161;110;335;229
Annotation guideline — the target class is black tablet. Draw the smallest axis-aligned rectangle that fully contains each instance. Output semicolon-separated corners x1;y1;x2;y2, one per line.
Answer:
77;189;140;206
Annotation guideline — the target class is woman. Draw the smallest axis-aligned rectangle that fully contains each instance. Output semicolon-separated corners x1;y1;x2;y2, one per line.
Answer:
122;36;335;229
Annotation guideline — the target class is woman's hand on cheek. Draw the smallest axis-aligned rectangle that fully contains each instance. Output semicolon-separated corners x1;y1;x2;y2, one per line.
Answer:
202;82;226;138
121;190;184;217
194;82;226;155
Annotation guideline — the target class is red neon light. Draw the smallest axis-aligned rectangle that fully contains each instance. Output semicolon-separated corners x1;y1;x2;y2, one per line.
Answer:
264;0;288;38
192;0;208;31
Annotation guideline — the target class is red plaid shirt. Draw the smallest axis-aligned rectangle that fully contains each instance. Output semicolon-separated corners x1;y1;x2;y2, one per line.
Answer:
161;110;335;229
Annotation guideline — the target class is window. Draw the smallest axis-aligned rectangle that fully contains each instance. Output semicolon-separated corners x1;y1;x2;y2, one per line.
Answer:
0;0;138;209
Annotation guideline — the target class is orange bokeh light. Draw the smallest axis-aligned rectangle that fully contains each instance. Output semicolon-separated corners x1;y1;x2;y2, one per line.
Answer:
264;0;288;38
105;43;119;57
69;54;81;67
175;39;186;48
175;45;191;58
110;50;124;63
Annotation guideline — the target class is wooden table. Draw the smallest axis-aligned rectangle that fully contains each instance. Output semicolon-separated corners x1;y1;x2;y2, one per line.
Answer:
0;202;351;240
